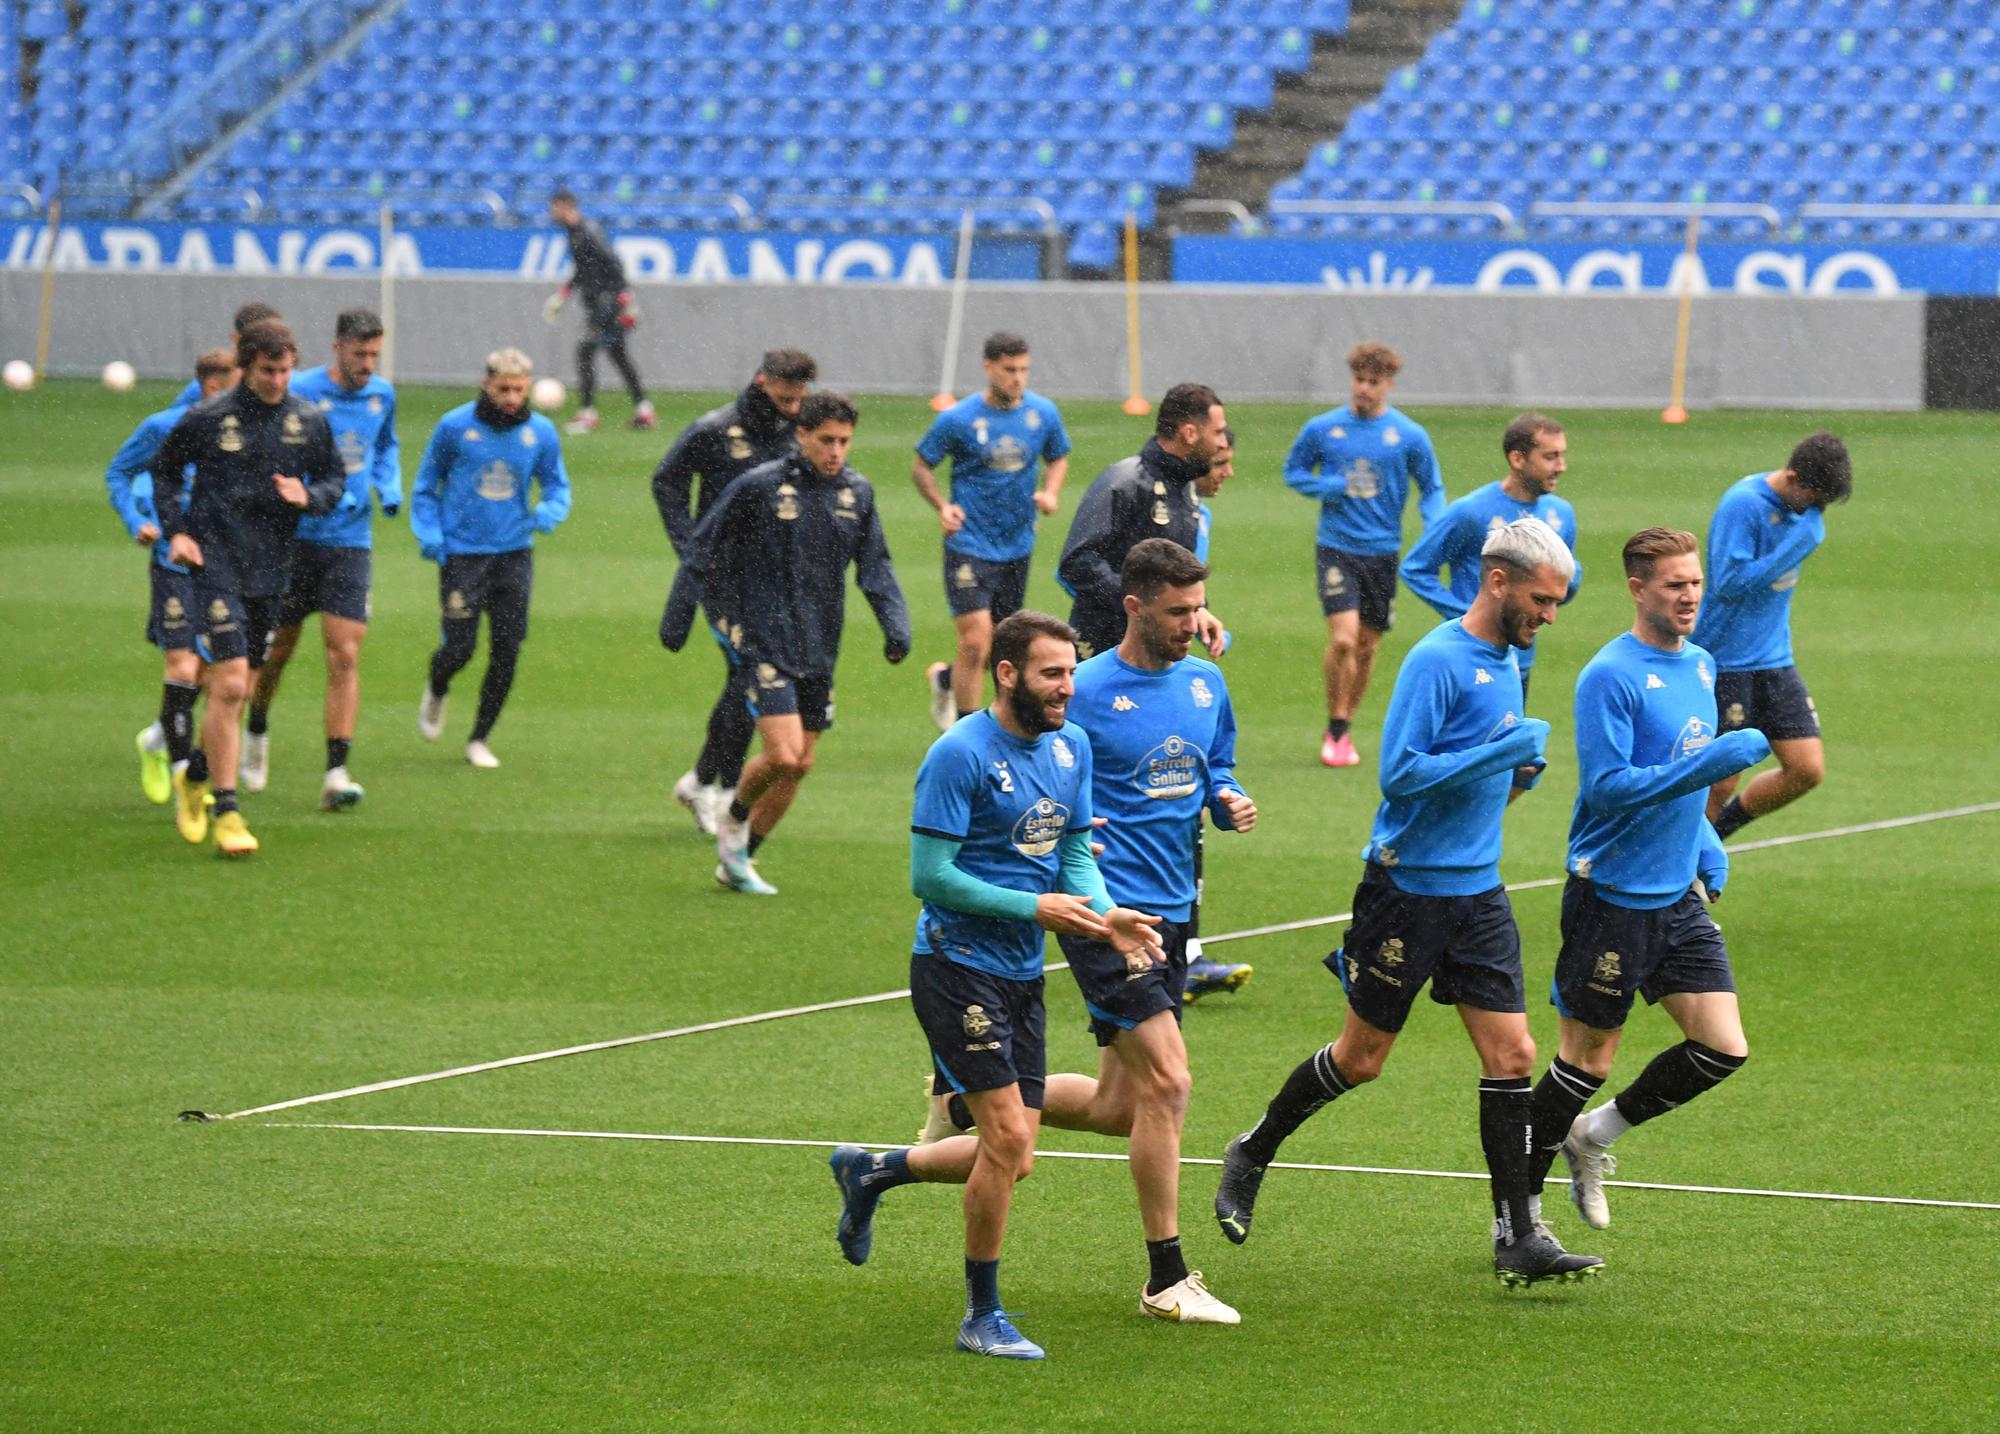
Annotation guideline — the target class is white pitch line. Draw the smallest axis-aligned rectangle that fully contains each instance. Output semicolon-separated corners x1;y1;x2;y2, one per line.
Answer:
189;799;1996;1123
265;1122;2000;1212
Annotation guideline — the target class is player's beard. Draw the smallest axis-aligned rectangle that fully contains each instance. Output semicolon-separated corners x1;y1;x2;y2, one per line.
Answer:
1134;610;1191;665
1007;676;1067;736
1500;595;1543;650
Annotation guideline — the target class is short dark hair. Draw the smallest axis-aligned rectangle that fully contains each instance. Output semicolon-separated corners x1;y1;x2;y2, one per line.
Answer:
1156;383;1220;440
1219;426;1236;447
982;331;1029;362
195;347;237;382
989;610;1077;681
236;319;298;368
232;302;282;335
1502;412;1563;459
759;348;817;383
1622;526;1699;580
335;307;384;343
550;188;578;207
1788;431;1852;504
1121;539;1208;601
797;392;858;430
1347;341;1402;379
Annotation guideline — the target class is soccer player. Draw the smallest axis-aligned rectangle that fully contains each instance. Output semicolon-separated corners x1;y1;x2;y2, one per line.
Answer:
1520;528;1773;1234
1696;433;1852;839
544;189;653;434
152;320;345;856
411;348;572;769
1213;518;1605;1286
824;610;1164;1360
1401;413;1580;709
912;331;1072;730
1283;341;1445;767
1056;382;1228;660
241;308;401;810
660;393;911;895
170;302;277;406
653;348;817;835
106;347;239;804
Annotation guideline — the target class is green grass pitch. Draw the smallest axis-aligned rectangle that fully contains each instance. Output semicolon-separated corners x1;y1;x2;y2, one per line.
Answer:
3;377;1997;1429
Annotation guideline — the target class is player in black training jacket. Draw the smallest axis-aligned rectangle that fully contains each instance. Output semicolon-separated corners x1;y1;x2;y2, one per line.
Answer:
544;189;653;434
661;393;911;896
1056;382;1229;659
153;319;345;857
653;347;818;837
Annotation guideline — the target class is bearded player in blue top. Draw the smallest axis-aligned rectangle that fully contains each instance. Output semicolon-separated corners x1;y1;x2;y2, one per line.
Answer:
1284;341;1446;769
1401;413;1580;709
1520;528;1772;1237
412;347;571;770
911;332;1072;730
1696;432;1851;840
1215;518;1604;1287
242;308;401;810
826;610;1162;1361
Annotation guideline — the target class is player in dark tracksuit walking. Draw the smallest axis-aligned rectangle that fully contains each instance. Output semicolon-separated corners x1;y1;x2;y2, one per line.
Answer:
653;348;819;836
661;393;912;895
544;189;653;434
1056;383;1229;662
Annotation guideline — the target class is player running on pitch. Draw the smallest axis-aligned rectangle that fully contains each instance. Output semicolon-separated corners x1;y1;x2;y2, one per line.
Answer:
152;321;345;856
242;308;401;809
911;331;1072;730
654;348;817;835
825;610;1163;1360
1401;412;1579;709
411;348;572;769
1696;432;1852;840
107;348;238;806
660;393;910;895
1521;528;1773;1235
1214;518;1602;1286
1283;342;1445;768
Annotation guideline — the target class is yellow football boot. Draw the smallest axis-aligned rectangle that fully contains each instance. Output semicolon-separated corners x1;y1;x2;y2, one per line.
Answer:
173;767;213;844
212;809;259;858
137;728;171;804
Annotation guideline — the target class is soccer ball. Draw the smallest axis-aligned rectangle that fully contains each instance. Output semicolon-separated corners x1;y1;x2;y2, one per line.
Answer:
102;360;136;392
2;360;33;391
530;376;566;412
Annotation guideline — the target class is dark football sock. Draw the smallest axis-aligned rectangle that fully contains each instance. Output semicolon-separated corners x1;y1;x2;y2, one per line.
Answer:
212;787;238;815
1527;1057;1605;1190
1145;1236;1189;1297
965;1258;1002;1318
1327;717;1350;741
1240;1043;1353;1166
1479;1076;1537;1242
727;799;752;824
326;737;350;771
161;680;199;764
747;832;766;857
853;1147;916;1193
1712;795;1755;838
186;749;209;785
1614;1040;1747;1127
246;705;269;736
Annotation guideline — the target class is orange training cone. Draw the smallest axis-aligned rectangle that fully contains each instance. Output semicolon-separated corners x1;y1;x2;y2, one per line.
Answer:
1660;404;1688;424
929;392;954;412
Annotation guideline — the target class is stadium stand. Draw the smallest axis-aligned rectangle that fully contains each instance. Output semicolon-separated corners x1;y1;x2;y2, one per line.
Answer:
1266;0;2000;244
1;0;1352;267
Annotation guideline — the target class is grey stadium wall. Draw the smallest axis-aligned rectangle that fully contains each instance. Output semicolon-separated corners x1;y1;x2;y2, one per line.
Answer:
0;271;1927;410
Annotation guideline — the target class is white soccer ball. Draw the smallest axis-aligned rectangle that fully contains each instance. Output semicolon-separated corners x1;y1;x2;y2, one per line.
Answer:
102;360;137;392
530;376;566;412
2;359;33;392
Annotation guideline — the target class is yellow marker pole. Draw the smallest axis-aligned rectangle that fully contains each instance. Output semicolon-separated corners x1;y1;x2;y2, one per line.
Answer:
379;202;396;382
1120;208;1149;416
33;196;62;381
930;206;974;412
1661;209;1700;424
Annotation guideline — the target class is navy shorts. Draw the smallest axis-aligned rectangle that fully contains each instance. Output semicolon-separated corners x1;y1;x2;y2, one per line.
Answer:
1058;917;1189;1048
1067;598;1124;660
1326;863;1525;1034
943;549;1031;621
1716;665;1819;742
440;550;532;645
910;951;1047;1107
1552;877;1735;1031
745;659;834;731
280;543;371;627
146;564;198;652
1317;546;1398;630
192;577;280;668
